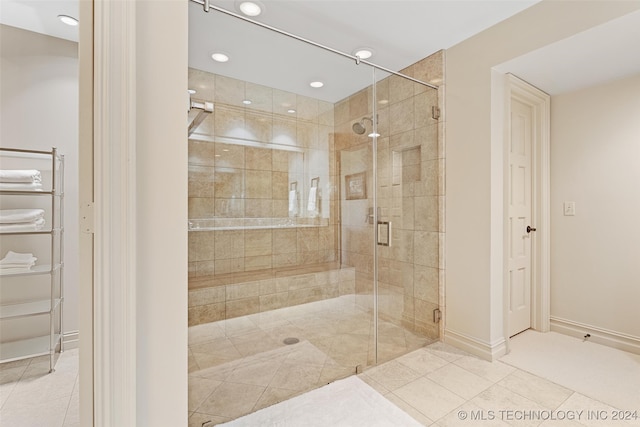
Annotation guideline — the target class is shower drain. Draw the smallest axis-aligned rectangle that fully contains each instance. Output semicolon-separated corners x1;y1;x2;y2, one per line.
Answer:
283;337;300;345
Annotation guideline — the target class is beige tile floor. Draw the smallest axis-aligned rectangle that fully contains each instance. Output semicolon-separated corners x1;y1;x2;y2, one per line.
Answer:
188;294;433;425
3;323;638;427
0;348;79;427
361;341;639;427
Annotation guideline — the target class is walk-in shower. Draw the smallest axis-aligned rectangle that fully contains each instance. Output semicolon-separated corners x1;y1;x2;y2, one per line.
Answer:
186;0;443;423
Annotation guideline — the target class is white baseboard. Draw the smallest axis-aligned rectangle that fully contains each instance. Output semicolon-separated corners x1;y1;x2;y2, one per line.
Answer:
444;328;507;361
550;317;640;356
63;331;79;350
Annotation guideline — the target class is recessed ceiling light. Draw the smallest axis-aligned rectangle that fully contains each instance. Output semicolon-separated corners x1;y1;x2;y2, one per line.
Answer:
309;81;324;88
242;99;252;105
58;15;78;26
353;48;374;60
211;52;230;63
287;109;296;114
236;1;264;17
188;89;197;94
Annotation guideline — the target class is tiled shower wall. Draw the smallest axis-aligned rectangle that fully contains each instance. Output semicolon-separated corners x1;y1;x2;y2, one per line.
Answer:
335;51;444;340
188;49;445;340
187;69;339;277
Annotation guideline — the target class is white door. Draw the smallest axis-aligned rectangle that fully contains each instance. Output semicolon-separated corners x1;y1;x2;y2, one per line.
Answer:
508;98;534;337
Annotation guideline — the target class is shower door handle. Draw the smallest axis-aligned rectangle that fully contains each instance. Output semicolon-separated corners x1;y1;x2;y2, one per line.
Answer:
377;221;391;246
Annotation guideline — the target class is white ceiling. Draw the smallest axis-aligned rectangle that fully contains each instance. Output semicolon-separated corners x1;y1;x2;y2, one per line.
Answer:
2;0;640;100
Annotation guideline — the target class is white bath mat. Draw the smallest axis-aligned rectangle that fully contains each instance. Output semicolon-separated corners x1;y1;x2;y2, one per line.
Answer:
218;375;422;427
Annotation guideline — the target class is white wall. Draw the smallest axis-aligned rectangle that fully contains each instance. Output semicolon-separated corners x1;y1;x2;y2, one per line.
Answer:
444;1;640;359
550;74;640;342
0;25;79;341
135;1;188;425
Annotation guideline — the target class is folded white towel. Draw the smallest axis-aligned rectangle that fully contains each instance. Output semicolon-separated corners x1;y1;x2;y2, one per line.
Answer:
0;251;37;265
0;182;43;191
0;169;42;183
307;187;317;212
288;190;299;216
0;218;45;232
0;208;45;224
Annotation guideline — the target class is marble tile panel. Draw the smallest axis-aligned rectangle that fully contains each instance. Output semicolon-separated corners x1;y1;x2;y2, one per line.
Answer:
215;143;245;169
390;97;415;135
244;255;272;271
244;229;272;257
269;362;323;391
226;281;261;301
225;357;283;387
498;369;573;410
244;198;273;218
214;75;245;106
215;230;245;260
252;387;301;412
364;360;421;391
197;381;266;419
226;297;261;318
272;117;297;146
188;140;216;166
245;170;272;199
214;198;245;218
554;392;631;427
395;348;450;376
214;106;245;139
427;363;494;400
383;392;434;426
296;95;319;123
415;89;438;129
470;384;547;427
389;74;415;104
188;68;215;101
214;168;244;199
187;302;225;326
188;164;215;198
188;376;222;412
415;195;439;232
245;111;273;145
393;377;466;421
452;356;516;384
260;292;289;312
414;231;439;268
189;286;225;308
245;82;273;113
188;197;215;219
436;401;511;427
189;412;230;427
271;149;289;172
414;265;439;305
0;394;70;427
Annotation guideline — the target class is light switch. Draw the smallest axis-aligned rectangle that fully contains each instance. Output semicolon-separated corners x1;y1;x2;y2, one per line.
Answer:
564;201;576;216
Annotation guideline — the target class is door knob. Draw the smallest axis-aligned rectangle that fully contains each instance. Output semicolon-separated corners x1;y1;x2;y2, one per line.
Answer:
527;226;537;233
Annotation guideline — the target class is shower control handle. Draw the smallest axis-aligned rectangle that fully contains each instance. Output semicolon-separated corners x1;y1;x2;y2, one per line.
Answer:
527;225;537;233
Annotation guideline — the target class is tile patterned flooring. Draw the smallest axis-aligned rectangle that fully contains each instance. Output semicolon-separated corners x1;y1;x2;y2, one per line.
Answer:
188;294;432;425
2;315;638;427
0;349;79;427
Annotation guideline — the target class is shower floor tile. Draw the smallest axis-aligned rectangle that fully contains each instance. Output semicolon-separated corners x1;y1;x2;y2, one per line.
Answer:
188;294;432;423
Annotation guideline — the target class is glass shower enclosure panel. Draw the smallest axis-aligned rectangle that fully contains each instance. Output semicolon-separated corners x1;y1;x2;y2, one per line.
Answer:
372;69;440;364
187;3;378;420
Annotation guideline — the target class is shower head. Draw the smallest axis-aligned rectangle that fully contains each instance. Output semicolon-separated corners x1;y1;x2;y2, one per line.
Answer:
352;120;367;135
352;117;373;135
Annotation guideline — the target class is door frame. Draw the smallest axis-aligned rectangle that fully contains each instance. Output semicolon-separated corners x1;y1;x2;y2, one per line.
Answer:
502;74;551;349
